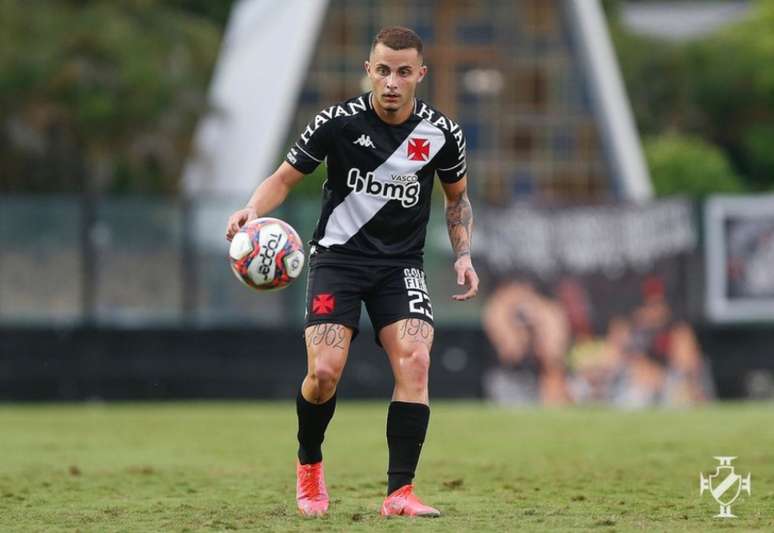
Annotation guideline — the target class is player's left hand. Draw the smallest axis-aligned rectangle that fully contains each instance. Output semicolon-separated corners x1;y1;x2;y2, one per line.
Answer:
452;255;479;301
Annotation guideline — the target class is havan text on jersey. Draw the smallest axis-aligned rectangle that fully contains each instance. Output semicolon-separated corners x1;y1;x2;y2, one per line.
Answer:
299;97;369;144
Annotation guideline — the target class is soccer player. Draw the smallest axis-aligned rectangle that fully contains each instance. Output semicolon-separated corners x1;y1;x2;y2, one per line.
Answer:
226;26;478;518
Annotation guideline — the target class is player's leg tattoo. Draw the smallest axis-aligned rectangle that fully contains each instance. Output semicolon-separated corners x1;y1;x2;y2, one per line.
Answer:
380;319;434;404
305;323;347;350
444;185;473;259
399;318;434;350
302;323;352;406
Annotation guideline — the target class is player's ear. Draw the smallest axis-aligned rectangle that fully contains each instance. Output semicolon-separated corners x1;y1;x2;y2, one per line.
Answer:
417;64;428;83
364;60;371;75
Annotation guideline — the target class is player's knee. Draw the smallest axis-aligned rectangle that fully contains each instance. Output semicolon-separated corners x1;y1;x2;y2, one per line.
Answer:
403;345;430;383
312;359;342;391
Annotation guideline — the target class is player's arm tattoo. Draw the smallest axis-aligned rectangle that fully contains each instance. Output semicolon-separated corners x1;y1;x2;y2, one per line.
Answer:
399;319;434;350
445;186;473;259
305;324;347;350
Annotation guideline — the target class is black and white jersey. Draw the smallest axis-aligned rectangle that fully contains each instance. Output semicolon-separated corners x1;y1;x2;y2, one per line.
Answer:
285;92;467;261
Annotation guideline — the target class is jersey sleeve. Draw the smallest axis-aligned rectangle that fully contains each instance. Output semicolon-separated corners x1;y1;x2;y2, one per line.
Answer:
285;109;337;174
434;128;467;183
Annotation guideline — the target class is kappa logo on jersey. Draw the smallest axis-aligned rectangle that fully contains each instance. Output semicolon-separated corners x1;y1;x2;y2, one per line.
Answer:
353;134;375;148
408;138;430;161
347;168;420;208
312;293;335;315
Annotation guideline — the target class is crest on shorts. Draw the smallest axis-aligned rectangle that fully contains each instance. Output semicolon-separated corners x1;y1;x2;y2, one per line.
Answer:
312;293;335;315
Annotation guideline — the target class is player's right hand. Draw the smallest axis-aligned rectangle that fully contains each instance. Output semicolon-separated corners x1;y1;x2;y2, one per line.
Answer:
225;207;257;241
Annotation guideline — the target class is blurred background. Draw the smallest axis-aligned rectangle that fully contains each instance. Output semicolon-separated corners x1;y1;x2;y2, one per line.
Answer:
1;0;773;405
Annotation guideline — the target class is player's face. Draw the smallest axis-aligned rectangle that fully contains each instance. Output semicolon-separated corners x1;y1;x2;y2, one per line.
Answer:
366;43;426;117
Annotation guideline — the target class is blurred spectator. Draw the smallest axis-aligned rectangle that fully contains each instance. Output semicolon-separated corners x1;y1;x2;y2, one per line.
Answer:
482;276;712;407
614;276;710;408
482;282;571;406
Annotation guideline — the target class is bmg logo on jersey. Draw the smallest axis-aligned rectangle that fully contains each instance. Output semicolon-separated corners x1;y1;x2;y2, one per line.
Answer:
347;168;420;208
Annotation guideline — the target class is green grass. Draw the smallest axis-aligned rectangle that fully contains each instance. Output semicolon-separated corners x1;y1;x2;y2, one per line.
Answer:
0;402;772;532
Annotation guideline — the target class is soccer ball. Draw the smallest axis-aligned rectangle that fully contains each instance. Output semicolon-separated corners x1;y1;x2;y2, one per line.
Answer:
228;217;305;291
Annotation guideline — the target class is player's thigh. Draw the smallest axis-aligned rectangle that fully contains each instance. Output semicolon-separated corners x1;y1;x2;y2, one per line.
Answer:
304;323;354;378
379;318;435;370
366;267;433;359
303;261;366;375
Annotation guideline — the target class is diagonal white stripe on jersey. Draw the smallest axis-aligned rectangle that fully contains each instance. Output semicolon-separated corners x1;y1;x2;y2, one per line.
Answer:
318;120;446;247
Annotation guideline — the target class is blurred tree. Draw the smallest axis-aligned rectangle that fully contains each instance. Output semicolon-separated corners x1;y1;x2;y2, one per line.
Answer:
161;0;236;26
741;125;774;187
608;27;701;136
0;0;222;193
685;0;774;190
608;0;774;193
644;134;743;197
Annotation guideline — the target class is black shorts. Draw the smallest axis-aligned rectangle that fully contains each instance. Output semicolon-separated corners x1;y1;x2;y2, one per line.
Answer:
304;251;434;344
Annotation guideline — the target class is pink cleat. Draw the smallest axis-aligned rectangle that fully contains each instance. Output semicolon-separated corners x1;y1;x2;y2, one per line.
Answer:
296;461;329;517
380;484;440;518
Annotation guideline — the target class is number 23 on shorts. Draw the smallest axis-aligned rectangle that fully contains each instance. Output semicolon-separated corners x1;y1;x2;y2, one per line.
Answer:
407;289;433;320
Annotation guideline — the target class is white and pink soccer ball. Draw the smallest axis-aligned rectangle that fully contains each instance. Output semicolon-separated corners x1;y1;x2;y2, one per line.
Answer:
228;217;305;291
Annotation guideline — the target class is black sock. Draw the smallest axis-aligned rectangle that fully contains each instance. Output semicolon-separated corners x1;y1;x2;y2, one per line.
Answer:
386;401;430;495
296;390;336;464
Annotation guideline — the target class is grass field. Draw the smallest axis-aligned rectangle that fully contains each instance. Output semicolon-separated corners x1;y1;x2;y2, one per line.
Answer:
0;402;772;532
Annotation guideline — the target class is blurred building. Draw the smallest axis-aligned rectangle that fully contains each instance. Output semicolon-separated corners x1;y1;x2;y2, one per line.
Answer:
188;0;650;204
291;0;613;203
621;1;751;42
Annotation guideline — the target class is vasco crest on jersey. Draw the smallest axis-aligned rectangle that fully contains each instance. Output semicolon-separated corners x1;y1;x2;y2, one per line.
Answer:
346;168;420;208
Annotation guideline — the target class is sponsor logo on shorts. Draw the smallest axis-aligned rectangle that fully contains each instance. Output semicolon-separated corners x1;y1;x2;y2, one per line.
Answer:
403;268;428;292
